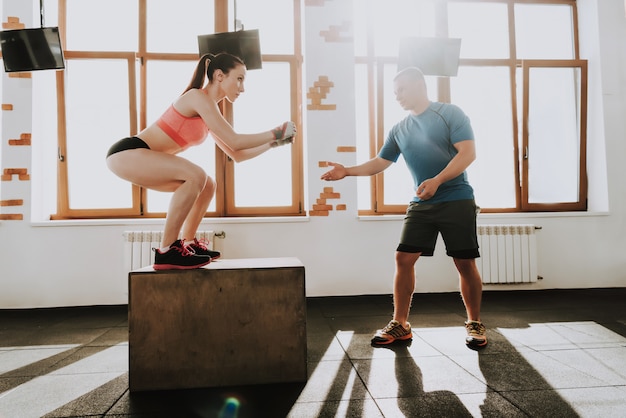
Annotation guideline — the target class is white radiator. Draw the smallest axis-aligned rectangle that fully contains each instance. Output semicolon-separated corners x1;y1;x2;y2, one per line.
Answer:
477;224;540;284
123;230;217;270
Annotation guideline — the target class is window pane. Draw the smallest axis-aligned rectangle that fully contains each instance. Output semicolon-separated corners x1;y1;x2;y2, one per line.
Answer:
382;64;419;205
449;2;509;59
383;158;414;205
146;0;215;53
145;60;216;213
236;0;294;54
65;60;134;209
42;0;59;26
515;4;575;59
66;0;137;51
527;67;581;203
32;70;60;218
145;60;198;123
374;0;436;56
453;66;517;209
232;63;292;207
353;0;436;56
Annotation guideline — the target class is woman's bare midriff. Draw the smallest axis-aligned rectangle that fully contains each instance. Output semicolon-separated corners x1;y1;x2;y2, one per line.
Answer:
137;124;185;154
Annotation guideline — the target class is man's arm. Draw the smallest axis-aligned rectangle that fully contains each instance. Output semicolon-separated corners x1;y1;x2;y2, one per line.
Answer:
321;157;392;181
416;139;476;200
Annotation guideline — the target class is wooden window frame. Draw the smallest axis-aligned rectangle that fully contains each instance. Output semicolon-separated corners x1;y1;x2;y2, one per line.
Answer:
52;0;304;220
520;59;588;212
356;0;586;215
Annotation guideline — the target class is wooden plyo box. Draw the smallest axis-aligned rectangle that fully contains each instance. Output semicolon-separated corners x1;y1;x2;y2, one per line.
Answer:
128;257;307;392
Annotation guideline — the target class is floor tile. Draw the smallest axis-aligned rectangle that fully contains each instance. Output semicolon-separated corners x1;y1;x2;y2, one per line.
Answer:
1;289;625;417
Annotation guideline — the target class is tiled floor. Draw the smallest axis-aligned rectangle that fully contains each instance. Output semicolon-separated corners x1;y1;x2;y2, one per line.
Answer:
1;288;625;417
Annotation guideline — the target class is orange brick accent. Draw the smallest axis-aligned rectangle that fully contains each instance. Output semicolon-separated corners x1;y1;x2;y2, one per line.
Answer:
336;204;347;211
4;168;27;175
311;184;347;214
3;17;25;30
2;104;14;111
319;21;352;43
337;146;356;153
2;168;30;181
308;104;336;110
1;199;24;206
318;161;329;167
0;214;24;220
307;76;336;111
9;133;32;146
8;72;32;79
9;139;31;146
312;204;333;211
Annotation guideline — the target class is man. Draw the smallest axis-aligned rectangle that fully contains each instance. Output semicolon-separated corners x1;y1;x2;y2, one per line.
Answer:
321;67;486;348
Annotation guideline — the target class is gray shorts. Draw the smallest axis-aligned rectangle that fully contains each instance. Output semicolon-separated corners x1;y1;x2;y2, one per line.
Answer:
397;199;480;259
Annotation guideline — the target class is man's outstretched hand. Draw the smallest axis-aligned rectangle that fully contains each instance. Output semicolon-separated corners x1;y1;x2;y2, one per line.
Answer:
320;162;347;181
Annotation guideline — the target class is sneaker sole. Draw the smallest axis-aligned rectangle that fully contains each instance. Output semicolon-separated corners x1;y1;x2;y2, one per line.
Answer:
371;333;413;345
466;338;488;348
189;252;220;260
153;259;211;270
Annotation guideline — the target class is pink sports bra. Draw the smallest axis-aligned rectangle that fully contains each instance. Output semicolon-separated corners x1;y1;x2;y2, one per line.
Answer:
156;105;209;149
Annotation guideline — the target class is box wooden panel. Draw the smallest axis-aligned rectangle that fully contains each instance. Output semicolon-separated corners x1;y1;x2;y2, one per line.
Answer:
128;257;306;391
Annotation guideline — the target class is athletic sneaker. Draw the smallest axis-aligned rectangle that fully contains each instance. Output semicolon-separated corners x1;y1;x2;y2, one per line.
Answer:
153;239;211;270
371;320;413;345
465;320;488;348
187;238;221;260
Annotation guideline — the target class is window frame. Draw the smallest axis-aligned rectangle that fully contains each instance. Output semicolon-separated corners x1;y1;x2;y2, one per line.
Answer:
52;0;304;220
355;0;586;215
520;59;588;212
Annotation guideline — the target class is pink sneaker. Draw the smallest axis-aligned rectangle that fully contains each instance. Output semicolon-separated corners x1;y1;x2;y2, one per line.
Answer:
187;238;221;260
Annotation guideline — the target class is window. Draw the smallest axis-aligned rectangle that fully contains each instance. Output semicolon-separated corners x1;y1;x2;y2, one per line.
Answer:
353;0;586;214
48;0;303;219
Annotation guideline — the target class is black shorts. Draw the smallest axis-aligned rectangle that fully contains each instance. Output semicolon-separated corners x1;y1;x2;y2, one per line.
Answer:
397;199;480;259
106;136;150;158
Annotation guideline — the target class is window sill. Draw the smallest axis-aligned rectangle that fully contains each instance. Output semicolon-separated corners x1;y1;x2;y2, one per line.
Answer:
24;210;611;227
30;216;311;227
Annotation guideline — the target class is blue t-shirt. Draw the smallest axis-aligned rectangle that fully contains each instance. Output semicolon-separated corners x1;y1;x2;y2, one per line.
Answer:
378;102;475;204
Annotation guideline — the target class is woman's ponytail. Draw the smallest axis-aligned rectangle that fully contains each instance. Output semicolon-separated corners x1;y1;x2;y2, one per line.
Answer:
182;52;244;94
182;53;213;94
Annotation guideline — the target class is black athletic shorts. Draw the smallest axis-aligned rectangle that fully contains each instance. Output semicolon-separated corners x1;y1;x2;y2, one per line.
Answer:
106;136;150;158
397;199;480;259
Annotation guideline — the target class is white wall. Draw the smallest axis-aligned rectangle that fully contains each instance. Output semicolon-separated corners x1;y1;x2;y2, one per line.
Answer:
1;0;625;309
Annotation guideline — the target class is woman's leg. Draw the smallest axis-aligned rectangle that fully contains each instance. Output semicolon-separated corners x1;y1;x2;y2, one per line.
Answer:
107;149;208;247
182;176;217;241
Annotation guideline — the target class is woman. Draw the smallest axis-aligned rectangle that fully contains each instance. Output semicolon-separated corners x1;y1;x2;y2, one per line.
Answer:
106;52;296;270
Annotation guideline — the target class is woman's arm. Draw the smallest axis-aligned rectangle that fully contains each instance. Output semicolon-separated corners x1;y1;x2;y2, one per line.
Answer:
183;90;293;151
211;133;276;162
